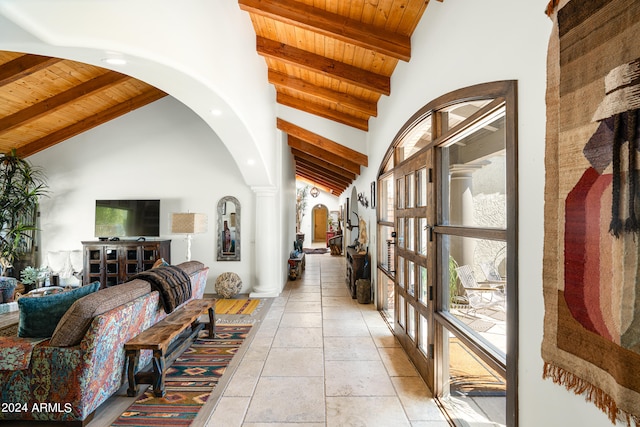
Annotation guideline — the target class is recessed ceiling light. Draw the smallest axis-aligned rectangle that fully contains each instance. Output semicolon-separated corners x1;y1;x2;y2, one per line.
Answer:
102;57;127;66
247;159;256;166
210;109;222;116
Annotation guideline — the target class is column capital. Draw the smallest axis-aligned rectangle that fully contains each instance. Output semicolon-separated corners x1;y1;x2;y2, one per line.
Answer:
250;185;278;195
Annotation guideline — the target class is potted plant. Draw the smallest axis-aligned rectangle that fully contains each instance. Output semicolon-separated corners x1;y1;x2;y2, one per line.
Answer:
295;185;309;243
20;266;49;292
0;150;49;277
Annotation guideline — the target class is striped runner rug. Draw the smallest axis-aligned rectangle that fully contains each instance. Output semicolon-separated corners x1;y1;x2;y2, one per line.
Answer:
215;298;260;315
111;324;251;426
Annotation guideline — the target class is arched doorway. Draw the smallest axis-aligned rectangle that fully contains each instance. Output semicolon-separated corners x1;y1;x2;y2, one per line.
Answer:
312;204;328;244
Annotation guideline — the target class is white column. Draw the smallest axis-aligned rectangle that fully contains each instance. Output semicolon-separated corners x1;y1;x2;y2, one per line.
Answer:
250;186;281;297
449;164;483;266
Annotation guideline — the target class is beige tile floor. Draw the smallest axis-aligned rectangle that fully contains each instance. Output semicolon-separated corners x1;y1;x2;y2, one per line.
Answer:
205;253;449;427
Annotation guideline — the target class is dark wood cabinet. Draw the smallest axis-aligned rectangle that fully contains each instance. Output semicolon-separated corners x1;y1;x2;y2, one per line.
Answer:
346;247;370;299
82;240;171;288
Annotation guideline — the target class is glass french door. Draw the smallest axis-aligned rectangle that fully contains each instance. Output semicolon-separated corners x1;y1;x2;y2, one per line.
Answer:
393;148;434;385
377;81;518;425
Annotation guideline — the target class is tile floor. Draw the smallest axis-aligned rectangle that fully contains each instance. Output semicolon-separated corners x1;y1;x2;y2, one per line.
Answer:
205;253;450;426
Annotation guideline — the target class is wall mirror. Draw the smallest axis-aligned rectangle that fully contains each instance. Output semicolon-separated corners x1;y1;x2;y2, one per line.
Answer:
217;196;240;261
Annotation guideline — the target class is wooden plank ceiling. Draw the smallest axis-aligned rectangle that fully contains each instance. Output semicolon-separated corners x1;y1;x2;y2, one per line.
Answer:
0;1;432;196
239;0;433;195
0;51;167;158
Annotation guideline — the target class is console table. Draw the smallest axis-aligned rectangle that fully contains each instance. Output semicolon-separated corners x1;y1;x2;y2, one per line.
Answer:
82;240;170;288
346;247;370;299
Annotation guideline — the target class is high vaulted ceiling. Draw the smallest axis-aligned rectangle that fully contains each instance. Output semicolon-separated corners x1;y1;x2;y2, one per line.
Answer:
240;0;433;194
0;0;433;195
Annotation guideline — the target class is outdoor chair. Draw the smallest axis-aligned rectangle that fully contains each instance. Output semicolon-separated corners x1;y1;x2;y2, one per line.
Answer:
455;264;505;315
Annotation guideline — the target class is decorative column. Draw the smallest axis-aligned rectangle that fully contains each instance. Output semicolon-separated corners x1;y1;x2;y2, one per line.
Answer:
250;186;281;297
449;164;484;266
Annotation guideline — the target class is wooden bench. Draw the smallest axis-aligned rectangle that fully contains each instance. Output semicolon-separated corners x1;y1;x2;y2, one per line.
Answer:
288;252;305;280
124;298;216;397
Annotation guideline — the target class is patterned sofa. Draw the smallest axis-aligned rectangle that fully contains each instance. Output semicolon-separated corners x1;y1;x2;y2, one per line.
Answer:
0;261;209;425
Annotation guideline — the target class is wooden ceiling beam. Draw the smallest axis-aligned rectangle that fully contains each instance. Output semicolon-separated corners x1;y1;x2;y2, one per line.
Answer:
278;118;368;166
290;148;356;181
239;0;411;61
0;55;63;86
16;88;167;158
295;168;343;193
257;36;390;95
277;92;369;131
287;135;361;175
269;70;377;117
0;71;130;134
295;157;352;187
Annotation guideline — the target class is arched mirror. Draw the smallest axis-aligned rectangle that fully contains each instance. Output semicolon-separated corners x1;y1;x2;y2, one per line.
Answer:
217;196;240;261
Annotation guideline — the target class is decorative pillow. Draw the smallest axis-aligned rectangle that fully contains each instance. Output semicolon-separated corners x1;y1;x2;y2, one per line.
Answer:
152;258;170;269
50;279;151;347
174;261;205;276
17;282;100;338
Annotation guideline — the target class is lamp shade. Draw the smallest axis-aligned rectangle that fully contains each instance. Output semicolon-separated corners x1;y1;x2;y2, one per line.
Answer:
171;213;207;234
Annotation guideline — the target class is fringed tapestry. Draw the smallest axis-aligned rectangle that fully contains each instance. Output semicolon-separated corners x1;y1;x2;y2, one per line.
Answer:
542;0;640;425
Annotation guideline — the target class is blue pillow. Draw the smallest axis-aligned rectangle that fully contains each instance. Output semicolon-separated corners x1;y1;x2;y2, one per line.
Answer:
18;282;100;338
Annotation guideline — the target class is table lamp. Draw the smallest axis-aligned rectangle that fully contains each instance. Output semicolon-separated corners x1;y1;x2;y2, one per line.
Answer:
171;213;207;261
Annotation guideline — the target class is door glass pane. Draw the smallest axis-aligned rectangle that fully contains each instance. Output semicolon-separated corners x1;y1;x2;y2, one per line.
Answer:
440;100;494;131
398;294;405;328
397;256;405;288
397;176;405;209
397;218;405;248
441;234;507;356
417;168;427;207
418;218;428;255
441;112;506;228
378;225;396;273
378;270;395;326
406;173;415;208
418;265;428;304
407;218;415;252
396;114;432;163
407;304;416;340
407;260;415;296
379;175;394;222
419;315;429;355
441;330;506;426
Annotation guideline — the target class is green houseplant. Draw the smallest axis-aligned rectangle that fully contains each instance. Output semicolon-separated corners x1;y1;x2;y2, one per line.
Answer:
295;185;309;243
0;150;48;276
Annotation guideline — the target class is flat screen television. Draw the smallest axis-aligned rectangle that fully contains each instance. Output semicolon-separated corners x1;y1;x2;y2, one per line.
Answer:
95;199;160;239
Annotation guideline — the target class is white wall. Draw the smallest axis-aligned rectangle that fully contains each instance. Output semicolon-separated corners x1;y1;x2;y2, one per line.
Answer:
29;97;257;295
346;1;617;426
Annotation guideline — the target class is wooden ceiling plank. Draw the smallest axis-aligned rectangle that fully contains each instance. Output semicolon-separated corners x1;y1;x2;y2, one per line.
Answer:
15;89;167;158
287;135;362;175
277;92;369;131
295;168;343;193
290;148;357;180
0;71;130;134
279;118;368;167
295;154;352;182
239;0;411;61
0;55;63;86
295;158;352;186
256;36;390;95
269;69;377;116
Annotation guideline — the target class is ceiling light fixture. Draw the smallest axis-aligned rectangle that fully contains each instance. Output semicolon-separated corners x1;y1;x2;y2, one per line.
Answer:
101;57;127;66
210;108;222;116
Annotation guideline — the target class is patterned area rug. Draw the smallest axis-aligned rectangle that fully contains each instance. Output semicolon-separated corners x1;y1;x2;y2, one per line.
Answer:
111;324;251;427
303;247;329;254
449;338;506;396
215;298;260;315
